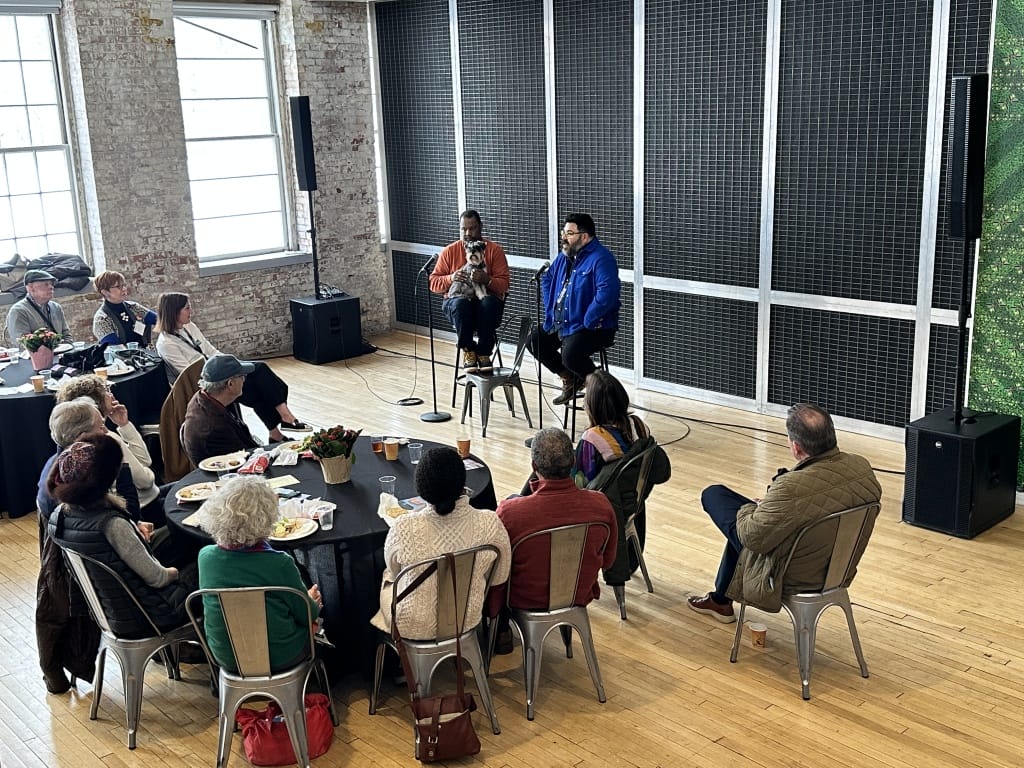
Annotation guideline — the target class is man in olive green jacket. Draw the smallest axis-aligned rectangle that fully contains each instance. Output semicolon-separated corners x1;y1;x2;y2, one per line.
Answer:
688;403;882;622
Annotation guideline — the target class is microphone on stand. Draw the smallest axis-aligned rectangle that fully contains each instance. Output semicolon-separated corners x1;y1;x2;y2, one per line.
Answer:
418;253;439;275
529;261;551;283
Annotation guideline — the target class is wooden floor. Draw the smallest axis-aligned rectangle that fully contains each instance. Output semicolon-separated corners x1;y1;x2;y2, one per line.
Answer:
2;330;1022;767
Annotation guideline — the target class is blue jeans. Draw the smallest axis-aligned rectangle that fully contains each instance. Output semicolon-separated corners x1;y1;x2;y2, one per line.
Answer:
442;294;504;356
701;484;753;603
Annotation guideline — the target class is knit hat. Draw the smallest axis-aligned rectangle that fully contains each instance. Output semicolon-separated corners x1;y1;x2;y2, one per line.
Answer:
56;441;96;484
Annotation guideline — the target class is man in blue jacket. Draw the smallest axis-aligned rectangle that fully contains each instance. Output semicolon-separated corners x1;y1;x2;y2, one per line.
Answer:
530;213;620;404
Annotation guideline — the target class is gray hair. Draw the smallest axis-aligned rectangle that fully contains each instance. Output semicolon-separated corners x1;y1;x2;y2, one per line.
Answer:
786;403;837;457
200;476;278;548
530;427;575;479
199;376;231;394
50;397;102;448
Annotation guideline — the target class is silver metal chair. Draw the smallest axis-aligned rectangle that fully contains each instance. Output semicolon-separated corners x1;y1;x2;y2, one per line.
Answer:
60;546;197;750
461;315;534;437
450;321;508;408
729;502;881;700
185;587;339;768
369;544;502;735
490;522;611;720
588;438;659;619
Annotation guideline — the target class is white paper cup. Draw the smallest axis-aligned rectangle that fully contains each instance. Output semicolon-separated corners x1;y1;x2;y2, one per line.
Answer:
750;622;768;649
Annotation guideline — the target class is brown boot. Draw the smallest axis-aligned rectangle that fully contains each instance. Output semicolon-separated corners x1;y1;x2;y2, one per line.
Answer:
552;373;583;405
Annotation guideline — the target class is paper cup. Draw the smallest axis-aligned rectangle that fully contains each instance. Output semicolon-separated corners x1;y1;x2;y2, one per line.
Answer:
457;437;471;458
384;438;400;460
30;375;45;393
95;366;109;380
750;622;768;649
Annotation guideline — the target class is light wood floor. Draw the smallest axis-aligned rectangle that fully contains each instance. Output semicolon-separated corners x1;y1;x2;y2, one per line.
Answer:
2;330;1022;767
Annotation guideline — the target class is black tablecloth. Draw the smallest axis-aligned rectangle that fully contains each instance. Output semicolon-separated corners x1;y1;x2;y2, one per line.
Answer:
0;358;169;518
165;436;497;674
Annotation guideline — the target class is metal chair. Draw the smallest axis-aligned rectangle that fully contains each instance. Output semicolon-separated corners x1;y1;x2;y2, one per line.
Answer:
185;587;339;768
450;325;507;408
460;315;534;437
490;522;611;720
588;437;659;619
369;544;502;735
562;346;610;440
60;546;197;750
729;502;881;700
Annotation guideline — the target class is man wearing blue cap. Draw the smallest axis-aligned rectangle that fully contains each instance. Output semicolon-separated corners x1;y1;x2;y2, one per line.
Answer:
182;354;260;464
6;269;74;345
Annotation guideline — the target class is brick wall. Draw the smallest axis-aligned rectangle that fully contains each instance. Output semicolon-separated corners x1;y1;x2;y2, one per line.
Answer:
54;0;384;355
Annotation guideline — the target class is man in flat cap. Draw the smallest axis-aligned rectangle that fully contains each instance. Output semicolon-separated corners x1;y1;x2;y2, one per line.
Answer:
6;269;74;346
182;354;260;465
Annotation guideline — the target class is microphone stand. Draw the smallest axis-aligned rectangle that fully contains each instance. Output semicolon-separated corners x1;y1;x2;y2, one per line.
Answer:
524;262;548;447
420;256;451;423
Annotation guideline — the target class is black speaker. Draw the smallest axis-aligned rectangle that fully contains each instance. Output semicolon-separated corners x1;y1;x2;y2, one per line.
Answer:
289;96;317;192
290;295;362;364
947;74;989;240
903;408;1019;538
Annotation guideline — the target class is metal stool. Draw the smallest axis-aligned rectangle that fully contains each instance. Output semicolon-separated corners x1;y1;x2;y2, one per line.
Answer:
562;347;610;440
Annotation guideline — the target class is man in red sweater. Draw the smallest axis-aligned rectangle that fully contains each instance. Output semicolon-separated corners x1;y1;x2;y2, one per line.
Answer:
429;209;509;372
493;428;617;653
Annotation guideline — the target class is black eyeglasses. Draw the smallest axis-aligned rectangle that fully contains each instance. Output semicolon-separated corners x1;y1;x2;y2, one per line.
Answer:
561;230;583;238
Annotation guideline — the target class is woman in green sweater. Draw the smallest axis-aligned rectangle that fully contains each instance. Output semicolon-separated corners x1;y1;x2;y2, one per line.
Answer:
197;477;322;672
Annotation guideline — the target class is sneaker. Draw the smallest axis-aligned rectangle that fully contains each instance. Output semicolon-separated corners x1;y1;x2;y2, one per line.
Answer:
462;349;479;372
476;355;493;374
552;375;584;406
686;593;736;623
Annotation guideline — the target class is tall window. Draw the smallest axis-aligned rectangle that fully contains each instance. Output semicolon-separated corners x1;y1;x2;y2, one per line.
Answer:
173;10;289;261
0;13;81;263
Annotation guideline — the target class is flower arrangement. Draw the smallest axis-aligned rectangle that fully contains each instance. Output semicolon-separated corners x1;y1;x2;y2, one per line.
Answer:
307;426;362;461
18;327;60;352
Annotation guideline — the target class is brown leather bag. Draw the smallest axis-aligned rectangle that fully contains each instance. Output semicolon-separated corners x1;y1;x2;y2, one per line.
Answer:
392;552;481;763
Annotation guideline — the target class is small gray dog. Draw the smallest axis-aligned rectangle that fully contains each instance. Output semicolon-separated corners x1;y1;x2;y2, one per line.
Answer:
447;240;489;301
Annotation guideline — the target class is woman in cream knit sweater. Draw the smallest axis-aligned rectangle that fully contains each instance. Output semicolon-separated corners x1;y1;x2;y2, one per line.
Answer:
372;447;510;640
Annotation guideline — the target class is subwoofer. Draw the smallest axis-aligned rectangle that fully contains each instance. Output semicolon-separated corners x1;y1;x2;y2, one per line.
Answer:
290;295;362;364
903;408;1019;538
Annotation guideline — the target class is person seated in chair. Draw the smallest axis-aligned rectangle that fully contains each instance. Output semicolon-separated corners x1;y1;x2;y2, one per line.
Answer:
493;428;617;654
429;210;509;374
371;447;511;640
527;213;620;405
688;403;882;624
181;354;260;466
56;374;163;525
48;434;198;637
6;269;73;344
156;292;309;438
91;271;156;347
197;477;323;673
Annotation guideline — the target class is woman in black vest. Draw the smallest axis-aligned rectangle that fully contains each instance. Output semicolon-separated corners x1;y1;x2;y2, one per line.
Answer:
48;434;197;639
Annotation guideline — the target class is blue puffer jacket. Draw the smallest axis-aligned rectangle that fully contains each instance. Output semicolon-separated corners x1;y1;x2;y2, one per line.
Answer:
542;237;620;337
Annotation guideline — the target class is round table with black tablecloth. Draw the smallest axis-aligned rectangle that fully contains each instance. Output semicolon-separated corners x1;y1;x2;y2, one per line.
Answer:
0;356;168;518
165;436;497;676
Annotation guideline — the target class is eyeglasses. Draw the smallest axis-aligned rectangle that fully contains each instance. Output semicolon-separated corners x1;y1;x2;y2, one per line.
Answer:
561;229;583;238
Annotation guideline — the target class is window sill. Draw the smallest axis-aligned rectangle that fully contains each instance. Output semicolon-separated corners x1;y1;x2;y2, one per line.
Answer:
198;250;312;277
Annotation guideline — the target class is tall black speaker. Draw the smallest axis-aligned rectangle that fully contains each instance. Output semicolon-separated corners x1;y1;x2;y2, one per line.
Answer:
947;74;988;240
290;295;362;364
289;96;317;192
903;408;1019;538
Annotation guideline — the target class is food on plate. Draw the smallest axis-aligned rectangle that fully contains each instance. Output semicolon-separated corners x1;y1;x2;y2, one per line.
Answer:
279;441;304;452
202;456;244;471
273;518;301;538
176;482;216;501
385;506;408;519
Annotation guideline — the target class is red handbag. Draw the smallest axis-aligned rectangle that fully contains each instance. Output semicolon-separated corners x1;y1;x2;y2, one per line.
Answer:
235;693;334;766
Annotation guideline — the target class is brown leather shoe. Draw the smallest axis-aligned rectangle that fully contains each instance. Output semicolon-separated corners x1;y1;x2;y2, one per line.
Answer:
687;593;736;623
494;629;514;655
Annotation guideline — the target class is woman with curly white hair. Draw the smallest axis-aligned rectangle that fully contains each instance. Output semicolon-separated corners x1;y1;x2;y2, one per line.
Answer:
197;477;322;672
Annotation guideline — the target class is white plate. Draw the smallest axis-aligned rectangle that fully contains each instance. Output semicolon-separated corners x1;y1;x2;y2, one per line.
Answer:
54;343;73;354
279;441;305;452
198;453;247;472
106;365;135;377
269;517;318;541
44;378;61;392
175;481;218;503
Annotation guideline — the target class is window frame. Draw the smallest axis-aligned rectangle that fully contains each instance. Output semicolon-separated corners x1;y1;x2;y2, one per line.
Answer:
172;3;297;265
0;7;86;266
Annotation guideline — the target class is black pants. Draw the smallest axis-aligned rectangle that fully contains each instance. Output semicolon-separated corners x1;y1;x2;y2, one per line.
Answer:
528;327;615;381
701;484;752;603
237;361;288;430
